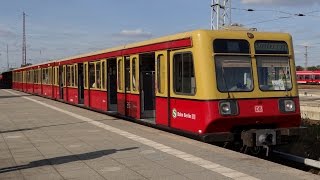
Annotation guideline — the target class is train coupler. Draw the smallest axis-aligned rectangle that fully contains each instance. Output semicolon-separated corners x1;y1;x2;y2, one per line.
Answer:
241;129;276;147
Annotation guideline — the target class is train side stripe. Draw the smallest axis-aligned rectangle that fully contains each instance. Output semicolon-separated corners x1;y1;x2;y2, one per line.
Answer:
4;89;259;180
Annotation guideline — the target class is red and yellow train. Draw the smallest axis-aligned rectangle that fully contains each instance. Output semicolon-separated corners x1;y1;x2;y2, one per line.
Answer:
12;29;305;153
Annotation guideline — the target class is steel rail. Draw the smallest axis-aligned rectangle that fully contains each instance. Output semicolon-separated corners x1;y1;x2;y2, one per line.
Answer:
272;150;320;169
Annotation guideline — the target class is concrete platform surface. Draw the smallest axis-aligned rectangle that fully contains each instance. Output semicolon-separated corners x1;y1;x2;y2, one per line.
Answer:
299;89;320;120
0;89;318;180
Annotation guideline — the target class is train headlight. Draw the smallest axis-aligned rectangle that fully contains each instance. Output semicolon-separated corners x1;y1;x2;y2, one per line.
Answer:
279;99;296;113
220;102;231;115
284;100;295;112
219;100;238;116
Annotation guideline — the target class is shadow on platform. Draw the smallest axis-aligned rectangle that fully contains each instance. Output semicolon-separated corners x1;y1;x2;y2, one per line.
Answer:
0;147;138;174
0;120;117;134
0;94;33;99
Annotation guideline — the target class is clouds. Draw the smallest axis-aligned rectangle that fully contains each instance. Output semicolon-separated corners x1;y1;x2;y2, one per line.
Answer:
114;29;152;39
241;0;319;6
0;25;17;39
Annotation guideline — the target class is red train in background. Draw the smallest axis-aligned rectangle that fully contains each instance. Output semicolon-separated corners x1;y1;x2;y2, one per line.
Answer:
296;71;320;84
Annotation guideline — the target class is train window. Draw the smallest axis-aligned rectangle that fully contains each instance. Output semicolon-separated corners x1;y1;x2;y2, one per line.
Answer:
42;69;44;84
84;63;88;89
52;68;55;85
75;64;78;87
156;55;162;93
48;68;51;84
125;57;130;91
89;63;95;88
52;67;55;85
42;68;48;84
255;41;288;54
215;55;253;92
66;66;70;86
56;67;58;85
305;75;310;80
173;52;196;95
118;59;123;90
101;61;106;90
34;70;36;83
213;39;250;54
256;56;292;91
71;65;75;86
315;75;320;80
63;66;66;87
26;71;29;83
132;58;136;91
96;62;101;89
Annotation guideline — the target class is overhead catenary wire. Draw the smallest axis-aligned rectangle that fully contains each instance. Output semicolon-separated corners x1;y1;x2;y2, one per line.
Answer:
232;7;320;25
245;16;293;26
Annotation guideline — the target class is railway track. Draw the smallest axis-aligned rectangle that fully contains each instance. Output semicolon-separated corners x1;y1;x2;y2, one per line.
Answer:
214;141;320;175
267;150;320;175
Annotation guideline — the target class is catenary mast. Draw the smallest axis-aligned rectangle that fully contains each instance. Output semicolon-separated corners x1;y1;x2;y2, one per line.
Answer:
22;12;27;66
211;0;232;30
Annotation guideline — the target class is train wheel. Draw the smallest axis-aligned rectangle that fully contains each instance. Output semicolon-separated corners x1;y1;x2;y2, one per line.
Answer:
249;146;262;155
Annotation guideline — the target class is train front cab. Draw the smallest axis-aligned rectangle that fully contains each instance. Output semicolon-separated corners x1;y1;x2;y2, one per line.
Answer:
191;30;306;149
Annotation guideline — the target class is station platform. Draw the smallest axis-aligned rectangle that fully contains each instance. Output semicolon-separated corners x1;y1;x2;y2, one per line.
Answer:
299;89;320;121
0;89;318;180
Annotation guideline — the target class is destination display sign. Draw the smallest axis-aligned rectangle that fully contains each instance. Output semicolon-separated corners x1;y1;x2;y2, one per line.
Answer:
255;41;288;54
214;39;250;54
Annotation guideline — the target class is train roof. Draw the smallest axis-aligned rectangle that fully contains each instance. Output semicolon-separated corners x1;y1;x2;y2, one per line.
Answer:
13;29;292;72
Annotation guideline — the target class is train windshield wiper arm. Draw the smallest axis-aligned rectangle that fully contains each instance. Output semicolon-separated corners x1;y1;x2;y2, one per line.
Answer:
221;66;231;99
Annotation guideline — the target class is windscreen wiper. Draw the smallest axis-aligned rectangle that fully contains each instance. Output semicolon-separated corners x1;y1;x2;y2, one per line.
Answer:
221;66;231;99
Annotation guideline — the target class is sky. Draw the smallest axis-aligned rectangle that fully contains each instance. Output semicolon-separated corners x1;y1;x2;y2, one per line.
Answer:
0;0;320;72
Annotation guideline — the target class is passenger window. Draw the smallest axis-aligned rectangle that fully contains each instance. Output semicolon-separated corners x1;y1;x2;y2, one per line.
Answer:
118;59;123;90
49;68;52;84
132;58;136;91
84;63;88;89
67;66;71;86
96;62;101;89
74;65;78;87
63;66;66;87
173;52;196;95
89;63;95;88
157;55;164;93
42;68;48;84
71;66;75;86
101;61;106;89
125;57;131;91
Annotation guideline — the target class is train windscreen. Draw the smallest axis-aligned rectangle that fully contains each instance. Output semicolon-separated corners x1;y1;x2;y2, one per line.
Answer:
215;55;253;92
256;56;292;91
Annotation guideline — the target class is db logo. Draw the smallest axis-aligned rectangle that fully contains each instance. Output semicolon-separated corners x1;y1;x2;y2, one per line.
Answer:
254;105;263;113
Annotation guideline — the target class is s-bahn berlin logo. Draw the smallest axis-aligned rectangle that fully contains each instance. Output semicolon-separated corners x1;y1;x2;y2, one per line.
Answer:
172;108;196;120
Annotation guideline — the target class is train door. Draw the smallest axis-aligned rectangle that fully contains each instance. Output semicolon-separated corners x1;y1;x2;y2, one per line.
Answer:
78;63;84;104
155;51;170;126
140;53;155;123
59;66;64;99
107;58;117;111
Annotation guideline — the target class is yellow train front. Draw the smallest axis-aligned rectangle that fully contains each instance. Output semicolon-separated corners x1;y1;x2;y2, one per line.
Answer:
170;30;304;150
